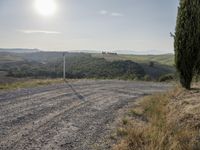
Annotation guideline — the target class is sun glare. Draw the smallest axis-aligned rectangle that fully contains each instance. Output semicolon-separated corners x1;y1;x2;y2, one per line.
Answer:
34;0;57;17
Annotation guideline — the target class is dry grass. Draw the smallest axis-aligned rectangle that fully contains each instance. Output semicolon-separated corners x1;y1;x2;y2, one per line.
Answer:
113;84;200;150
0;78;64;90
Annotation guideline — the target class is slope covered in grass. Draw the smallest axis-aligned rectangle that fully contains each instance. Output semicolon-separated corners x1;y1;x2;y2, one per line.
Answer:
0;52;175;80
92;53;174;66
92;53;175;80
113;84;200;150
0;53;146;80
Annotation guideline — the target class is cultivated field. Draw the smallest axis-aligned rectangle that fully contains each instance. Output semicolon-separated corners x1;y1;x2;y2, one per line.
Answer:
0;80;171;150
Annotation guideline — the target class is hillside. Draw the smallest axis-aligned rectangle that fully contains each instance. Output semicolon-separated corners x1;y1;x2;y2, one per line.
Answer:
0;48;40;53
0;52;25;62
0;51;175;81
92;53;175;79
92;53;174;66
0;53;145;80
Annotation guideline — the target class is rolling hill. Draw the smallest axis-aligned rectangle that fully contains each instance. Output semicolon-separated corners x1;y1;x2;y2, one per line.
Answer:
92;53;174;66
0;51;175;81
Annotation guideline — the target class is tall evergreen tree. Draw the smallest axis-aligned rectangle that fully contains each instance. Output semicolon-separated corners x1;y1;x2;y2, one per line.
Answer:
174;0;200;89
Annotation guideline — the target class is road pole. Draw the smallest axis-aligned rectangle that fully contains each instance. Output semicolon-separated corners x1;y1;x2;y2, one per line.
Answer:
63;52;66;80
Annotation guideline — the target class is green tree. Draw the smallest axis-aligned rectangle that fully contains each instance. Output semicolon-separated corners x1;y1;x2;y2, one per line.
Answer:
174;0;200;89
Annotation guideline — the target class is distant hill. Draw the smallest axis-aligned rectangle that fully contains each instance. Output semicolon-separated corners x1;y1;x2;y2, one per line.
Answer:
0;48;40;53
113;50;174;55
0;51;175;80
0;52;24;62
92;53;174;66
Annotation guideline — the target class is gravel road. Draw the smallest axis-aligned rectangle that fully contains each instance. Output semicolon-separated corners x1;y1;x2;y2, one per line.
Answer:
0;80;171;150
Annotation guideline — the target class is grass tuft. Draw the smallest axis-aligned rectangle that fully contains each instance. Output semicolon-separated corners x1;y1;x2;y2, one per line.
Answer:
122;118;129;125
116;128;128;137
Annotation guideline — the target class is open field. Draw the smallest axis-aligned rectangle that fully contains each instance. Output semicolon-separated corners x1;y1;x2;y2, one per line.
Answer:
0;80;171;150
92;53;174;66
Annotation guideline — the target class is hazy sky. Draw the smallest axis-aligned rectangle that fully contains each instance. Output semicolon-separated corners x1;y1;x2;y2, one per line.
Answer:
0;0;179;53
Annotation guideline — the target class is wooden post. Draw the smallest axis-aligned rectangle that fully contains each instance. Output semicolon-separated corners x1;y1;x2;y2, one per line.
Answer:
63;53;66;80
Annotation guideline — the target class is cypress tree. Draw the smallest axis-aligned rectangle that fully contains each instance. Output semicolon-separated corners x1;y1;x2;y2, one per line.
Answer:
174;0;200;89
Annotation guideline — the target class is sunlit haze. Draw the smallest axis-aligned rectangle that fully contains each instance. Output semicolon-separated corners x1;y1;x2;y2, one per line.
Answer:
0;0;179;54
34;0;57;17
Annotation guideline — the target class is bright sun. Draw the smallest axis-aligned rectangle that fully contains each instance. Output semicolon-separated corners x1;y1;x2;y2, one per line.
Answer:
35;0;57;17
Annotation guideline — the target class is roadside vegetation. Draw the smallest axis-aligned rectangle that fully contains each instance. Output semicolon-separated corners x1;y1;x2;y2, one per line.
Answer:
0;78;64;90
113;84;200;150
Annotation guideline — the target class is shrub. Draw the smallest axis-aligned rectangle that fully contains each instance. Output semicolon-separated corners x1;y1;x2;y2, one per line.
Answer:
159;74;174;82
144;75;151;81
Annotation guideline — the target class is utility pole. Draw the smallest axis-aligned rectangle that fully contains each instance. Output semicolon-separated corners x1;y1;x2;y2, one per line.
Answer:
63;52;66;80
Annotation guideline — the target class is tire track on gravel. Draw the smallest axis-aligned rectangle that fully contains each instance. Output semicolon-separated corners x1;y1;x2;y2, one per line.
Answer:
0;81;111;103
1;91;117;150
11;94;124;150
0;88;89;120
0;83;112;120
0;80;171;150
0;87;114;127
0;87;112;138
0;82;107;107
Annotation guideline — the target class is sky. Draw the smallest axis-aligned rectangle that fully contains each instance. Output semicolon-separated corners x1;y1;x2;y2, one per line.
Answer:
0;0;179;54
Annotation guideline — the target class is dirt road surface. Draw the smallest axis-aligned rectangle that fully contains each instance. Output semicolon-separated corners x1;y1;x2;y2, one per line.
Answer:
0;80;171;150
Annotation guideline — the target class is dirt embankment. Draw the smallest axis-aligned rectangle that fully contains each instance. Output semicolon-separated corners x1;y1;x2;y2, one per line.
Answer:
113;83;200;150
